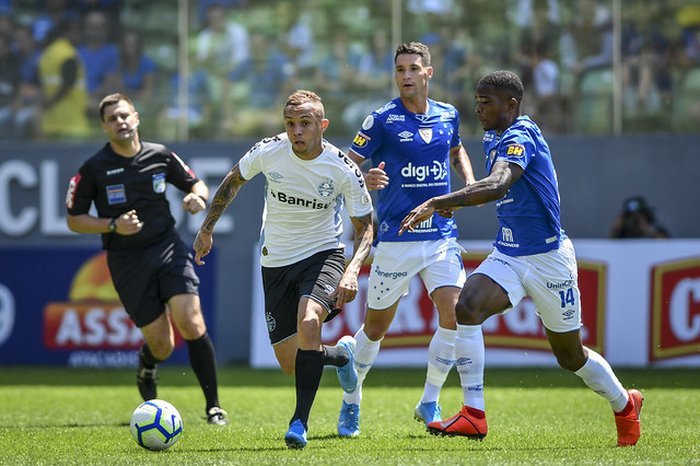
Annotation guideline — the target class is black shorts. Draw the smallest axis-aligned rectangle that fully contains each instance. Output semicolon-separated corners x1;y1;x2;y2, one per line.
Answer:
106;235;199;327
262;248;345;345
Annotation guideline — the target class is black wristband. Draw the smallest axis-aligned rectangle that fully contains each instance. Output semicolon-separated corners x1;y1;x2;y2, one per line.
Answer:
197;195;208;206
107;217;117;233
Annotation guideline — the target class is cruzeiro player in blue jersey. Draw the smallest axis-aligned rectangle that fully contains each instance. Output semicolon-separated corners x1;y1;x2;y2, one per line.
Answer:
399;70;643;446
337;41;476;438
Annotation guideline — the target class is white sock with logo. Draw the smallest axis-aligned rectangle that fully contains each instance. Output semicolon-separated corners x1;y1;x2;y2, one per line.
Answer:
421;326;456;404
574;348;629;412
455;324;485;411
343;326;381;405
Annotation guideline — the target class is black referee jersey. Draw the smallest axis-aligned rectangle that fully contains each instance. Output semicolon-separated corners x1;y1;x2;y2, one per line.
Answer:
66;141;199;250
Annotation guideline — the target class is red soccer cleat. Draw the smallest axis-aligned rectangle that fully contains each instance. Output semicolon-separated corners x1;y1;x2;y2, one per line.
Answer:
614;389;644;446
427;405;488;439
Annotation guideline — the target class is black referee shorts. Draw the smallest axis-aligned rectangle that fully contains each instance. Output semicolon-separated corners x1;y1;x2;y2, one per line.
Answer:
106;235;199;327
262;248;345;345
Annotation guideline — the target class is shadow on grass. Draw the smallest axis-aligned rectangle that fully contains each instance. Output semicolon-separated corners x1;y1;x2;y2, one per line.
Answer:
1;366;698;389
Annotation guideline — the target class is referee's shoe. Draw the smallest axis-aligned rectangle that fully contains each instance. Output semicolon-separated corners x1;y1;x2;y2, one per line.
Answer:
136;363;157;401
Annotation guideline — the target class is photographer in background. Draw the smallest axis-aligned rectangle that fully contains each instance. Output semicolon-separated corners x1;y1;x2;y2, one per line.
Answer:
609;195;670;239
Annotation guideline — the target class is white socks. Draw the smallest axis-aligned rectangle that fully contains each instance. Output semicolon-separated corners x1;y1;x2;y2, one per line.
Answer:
343;326;381;405
420;326;456;404
455;324;485;411
574;348;629;412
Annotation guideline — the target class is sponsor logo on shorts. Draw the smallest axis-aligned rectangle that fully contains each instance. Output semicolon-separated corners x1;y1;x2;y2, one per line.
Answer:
373;265;407;280
266;313;276;333
562;309;576;320
547;280;575;290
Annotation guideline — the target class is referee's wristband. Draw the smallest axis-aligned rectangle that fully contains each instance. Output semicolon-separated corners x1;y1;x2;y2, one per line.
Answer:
197;195;208;206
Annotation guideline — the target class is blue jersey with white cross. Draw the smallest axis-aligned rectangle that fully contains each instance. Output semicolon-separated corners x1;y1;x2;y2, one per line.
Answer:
483;115;567;256
350;97;461;242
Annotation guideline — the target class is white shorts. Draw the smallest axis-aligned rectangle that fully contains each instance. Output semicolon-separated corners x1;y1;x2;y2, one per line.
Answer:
367;238;467;310
471;238;582;333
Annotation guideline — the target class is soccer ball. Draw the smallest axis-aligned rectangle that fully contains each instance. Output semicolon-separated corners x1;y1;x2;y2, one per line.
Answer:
130;399;183;451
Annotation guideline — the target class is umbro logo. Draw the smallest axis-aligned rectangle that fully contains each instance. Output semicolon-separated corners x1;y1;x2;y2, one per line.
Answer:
398;130;413;142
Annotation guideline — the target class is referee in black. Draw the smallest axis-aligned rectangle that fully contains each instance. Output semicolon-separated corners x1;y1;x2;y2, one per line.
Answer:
66;93;227;425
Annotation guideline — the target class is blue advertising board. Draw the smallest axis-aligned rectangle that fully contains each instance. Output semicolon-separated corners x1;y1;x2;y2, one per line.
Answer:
0;246;216;366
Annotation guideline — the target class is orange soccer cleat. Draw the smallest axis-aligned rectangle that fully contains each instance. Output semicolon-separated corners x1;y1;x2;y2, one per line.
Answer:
614;389;644;446
427;405;488;439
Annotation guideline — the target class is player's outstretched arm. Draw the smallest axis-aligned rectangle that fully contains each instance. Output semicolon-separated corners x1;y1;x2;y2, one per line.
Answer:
193;163;247;265
330;212;374;307
399;161;523;235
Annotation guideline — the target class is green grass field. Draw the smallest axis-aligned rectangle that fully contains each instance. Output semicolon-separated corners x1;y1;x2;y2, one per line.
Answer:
0;366;697;465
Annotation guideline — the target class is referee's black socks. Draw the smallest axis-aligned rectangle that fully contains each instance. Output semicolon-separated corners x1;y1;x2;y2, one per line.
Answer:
186;332;220;412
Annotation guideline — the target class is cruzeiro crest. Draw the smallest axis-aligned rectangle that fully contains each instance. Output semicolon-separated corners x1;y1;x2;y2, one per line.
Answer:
317;178;335;198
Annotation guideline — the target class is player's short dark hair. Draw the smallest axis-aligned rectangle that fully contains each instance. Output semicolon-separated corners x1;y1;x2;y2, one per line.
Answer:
99;93;135;121
478;70;524;102
394;41;431;67
284;89;325;120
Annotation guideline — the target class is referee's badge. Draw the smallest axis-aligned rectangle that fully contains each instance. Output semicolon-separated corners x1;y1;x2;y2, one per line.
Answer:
419;128;432;143
152;173;166;193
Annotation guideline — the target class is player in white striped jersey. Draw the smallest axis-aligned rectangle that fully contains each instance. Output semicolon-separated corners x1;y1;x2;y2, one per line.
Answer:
193;90;374;449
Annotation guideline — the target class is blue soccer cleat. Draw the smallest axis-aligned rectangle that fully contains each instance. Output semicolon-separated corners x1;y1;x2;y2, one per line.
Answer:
336;335;358;394
414;401;442;426
284;419;308;449
337;401;360;438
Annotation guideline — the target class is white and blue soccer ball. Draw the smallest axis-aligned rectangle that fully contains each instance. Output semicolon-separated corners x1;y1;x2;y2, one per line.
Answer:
130;399;183;451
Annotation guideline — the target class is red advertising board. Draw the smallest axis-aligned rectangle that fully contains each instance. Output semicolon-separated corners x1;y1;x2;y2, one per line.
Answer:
323;252;607;354
650;257;700;360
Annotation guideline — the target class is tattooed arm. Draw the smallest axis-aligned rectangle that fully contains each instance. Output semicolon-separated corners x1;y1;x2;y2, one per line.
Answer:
329;212;374;307
193;163;248;265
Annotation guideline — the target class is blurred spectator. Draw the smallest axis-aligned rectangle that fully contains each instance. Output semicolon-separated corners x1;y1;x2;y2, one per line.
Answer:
194;2;249;76
118;29;156;108
157;68;211;140
609;196;670;239
0;32;20;139
531;39;562;133
77;9;120;112
8;24;41;138
621;6;673;117
284;10;315;80
225;32;294;136
32;0;77;44
194;1;249;136
37;18;90;139
313;31;362;98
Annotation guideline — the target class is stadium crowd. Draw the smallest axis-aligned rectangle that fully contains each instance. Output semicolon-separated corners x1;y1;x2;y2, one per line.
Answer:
0;0;698;140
